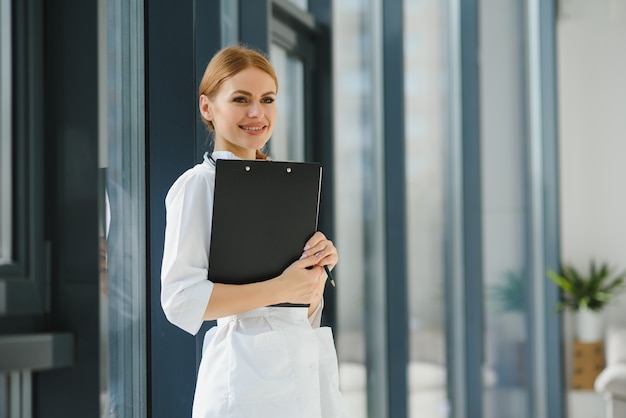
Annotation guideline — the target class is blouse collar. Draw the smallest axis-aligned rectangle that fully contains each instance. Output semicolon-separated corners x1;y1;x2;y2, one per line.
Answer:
203;150;241;166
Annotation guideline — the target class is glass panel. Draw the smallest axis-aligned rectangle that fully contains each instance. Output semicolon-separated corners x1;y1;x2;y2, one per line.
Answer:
333;0;387;417
0;0;12;266
404;0;450;416
220;0;238;46
269;44;305;162
100;0;147;416
288;0;308;11
479;0;530;416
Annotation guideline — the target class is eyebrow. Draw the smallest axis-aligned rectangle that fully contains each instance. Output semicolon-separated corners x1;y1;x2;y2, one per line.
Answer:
230;89;276;97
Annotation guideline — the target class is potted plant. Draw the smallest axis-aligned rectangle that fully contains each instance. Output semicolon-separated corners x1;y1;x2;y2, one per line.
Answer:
488;269;528;385
489;269;526;314
547;260;625;342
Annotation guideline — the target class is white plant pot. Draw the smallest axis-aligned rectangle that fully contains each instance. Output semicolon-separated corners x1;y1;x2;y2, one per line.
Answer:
575;308;605;342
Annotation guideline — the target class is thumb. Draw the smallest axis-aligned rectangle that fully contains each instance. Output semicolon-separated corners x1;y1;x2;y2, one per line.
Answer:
294;251;322;269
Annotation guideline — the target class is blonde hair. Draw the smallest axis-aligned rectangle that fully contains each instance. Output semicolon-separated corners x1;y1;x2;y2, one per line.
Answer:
199;44;278;159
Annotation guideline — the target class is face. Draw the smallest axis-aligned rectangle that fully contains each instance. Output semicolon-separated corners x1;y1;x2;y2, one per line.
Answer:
200;67;277;159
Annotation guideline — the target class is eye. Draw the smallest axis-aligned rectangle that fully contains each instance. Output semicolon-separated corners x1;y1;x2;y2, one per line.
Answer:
262;97;275;104
233;96;248;103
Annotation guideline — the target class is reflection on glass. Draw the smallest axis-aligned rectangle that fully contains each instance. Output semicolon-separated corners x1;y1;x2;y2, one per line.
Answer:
100;1;147;416
404;0;450;416
220;0;238;47
479;0;530;416
270;44;305;161
333;1;387;417
0;0;12;265
288;0;308;11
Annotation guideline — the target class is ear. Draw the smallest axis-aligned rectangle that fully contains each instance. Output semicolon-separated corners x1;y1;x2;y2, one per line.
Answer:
199;95;212;121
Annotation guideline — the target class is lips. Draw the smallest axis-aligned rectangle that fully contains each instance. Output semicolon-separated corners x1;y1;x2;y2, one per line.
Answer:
239;125;265;131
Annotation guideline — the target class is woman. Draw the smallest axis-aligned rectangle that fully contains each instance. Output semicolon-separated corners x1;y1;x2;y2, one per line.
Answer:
161;44;347;417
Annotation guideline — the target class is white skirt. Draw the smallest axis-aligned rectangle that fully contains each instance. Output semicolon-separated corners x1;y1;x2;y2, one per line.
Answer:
192;306;349;418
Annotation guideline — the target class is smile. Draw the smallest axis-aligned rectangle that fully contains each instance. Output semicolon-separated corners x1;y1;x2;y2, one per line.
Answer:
240;125;265;132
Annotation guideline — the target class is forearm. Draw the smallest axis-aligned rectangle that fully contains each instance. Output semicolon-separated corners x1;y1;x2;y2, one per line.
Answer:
203;279;284;321
203;251;329;321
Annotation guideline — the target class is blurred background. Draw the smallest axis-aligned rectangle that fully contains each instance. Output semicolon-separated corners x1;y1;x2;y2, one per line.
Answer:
1;0;625;417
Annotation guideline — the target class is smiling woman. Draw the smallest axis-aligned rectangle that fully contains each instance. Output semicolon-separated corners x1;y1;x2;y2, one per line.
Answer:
0;0;12;266
161;44;347;418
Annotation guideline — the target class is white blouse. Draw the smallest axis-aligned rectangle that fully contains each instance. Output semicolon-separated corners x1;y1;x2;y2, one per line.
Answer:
160;151;322;335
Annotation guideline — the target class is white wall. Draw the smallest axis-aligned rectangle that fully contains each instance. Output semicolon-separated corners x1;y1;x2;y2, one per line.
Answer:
557;13;626;329
557;8;626;409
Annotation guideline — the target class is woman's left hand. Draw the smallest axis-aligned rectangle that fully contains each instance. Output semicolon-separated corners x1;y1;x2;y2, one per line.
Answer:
300;231;337;316
300;231;338;273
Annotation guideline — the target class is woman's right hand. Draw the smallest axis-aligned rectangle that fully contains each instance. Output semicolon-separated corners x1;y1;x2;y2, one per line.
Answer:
276;255;326;305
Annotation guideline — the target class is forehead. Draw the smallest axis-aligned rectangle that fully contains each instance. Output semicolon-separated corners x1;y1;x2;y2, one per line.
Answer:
219;67;277;95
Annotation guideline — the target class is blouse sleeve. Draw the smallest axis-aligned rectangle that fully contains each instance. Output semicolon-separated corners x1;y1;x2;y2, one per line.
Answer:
160;167;215;335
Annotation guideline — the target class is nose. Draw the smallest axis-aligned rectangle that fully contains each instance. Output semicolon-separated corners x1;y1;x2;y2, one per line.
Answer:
248;102;262;118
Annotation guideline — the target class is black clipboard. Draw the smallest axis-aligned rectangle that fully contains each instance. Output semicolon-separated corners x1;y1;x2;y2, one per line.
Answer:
208;159;322;286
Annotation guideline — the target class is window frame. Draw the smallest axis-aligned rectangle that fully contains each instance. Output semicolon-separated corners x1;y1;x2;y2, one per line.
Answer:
0;0;12;269
0;0;47;319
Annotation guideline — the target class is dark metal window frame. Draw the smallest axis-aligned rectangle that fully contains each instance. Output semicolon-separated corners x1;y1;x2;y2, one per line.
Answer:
0;0;47;320
444;1;563;417
382;1;409;417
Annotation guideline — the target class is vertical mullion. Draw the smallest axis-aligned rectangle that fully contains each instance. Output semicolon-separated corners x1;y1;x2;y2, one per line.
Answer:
194;0;225;163
362;1;389;416
308;0;336;328
193;0;226;368
445;1;467;417
526;0;547;416
382;0;408;417
0;0;11;267
10;371;19;418
20;371;31;418
239;0;270;52
147;1;197;416
526;0;563;417
447;0;484;416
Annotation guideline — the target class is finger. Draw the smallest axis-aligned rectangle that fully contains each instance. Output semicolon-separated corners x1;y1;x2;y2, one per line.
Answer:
294;252;324;269
302;239;335;261
317;253;338;269
303;231;327;251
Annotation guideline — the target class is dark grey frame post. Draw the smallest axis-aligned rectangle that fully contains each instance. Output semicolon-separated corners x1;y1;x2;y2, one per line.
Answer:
526;0;563;417
382;1;409;417
308;0;336;328
445;1;484;417
147;0;224;416
540;3;564;413
460;1;484;416
192;0;230;367
37;0;101;415
240;0;270;51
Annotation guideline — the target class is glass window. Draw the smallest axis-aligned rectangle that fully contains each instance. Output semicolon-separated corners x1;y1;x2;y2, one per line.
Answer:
99;0;147;416
289;0;308;11
333;1;387;416
479;0;530;416
404;0;451;416
270;44;305;161
0;0;12;266
220;0;238;46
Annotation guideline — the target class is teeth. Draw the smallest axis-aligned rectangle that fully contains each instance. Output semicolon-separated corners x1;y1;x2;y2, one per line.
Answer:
242;126;263;131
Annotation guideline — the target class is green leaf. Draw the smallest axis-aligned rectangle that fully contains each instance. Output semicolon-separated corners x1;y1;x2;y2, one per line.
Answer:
545;261;625;313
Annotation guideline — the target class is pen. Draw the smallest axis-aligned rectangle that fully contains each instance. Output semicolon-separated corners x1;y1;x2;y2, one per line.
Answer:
323;265;336;287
